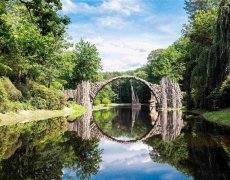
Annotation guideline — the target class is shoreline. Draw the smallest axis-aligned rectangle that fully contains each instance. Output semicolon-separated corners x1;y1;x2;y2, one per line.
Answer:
190;108;230;127
0;104;87;126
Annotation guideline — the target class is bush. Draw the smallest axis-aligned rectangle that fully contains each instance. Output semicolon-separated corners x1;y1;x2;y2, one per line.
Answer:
28;81;66;110
102;98;111;106
220;74;230;107
93;99;101;106
0;77;26;113
0;82;7;103
0;101;32;113
0;77;22;101
206;74;230;110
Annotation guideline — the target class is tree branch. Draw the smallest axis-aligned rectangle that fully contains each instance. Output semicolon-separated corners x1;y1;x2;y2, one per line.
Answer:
19;0;34;22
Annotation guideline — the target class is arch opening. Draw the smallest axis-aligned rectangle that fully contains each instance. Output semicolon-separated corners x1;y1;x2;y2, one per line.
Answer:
92;76;159;107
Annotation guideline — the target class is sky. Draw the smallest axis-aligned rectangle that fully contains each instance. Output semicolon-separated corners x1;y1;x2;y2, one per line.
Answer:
60;0;188;72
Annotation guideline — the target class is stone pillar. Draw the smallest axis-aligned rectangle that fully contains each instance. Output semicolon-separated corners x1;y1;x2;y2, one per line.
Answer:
160;77;183;109
76;81;92;110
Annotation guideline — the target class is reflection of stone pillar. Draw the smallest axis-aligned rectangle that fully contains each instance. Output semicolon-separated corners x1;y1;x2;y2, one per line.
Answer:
149;93;157;111
131;106;141;129
149;108;158;124
76;81;91;110
159;110;184;142
67;111;92;139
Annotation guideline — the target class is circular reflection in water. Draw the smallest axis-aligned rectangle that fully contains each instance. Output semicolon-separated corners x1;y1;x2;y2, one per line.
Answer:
92;105;157;142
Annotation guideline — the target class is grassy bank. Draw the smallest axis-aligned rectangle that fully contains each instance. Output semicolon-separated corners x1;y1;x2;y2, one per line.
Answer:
191;108;230;127
67;103;88;121
202;109;230;126
0;103;87;126
93;103;132;111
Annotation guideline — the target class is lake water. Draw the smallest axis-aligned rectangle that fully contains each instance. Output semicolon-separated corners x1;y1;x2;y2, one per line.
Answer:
0;106;229;179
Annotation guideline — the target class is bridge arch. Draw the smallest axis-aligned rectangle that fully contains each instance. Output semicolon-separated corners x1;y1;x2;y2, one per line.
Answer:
90;76;161;104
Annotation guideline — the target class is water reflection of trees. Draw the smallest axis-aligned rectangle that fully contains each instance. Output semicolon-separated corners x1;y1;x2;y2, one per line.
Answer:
0;117;102;180
93;107;153;139
145;116;230;180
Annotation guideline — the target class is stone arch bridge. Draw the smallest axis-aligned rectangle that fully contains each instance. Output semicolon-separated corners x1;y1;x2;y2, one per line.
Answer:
63;76;182;110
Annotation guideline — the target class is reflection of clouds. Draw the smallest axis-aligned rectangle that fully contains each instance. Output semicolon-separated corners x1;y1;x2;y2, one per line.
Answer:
62;138;192;180
126;143;150;152
99;139;152;167
126;154;151;165
98;139;187;174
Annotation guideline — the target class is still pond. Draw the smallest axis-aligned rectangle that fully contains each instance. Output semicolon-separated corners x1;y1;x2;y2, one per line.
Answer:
0;106;229;179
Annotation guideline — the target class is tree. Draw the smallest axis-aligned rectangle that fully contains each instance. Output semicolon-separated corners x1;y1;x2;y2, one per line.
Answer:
184;0;219;19
0;1;70;87
18;0;70;37
71;39;102;86
146;38;188;84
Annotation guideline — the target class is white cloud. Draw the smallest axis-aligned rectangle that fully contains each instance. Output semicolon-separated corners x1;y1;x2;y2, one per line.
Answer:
61;0;141;15
61;0;92;13
101;0;141;16
85;36;104;45
97;16;126;27
67;27;171;71
63;0;187;72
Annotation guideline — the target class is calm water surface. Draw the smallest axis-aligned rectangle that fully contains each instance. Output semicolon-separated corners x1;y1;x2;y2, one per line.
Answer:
0;106;229;180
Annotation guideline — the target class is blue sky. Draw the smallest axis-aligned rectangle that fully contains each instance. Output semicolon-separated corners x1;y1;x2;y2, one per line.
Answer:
60;0;188;71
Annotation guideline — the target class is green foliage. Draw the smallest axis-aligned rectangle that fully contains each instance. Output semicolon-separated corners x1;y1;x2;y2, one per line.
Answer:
67;102;87;121
206;74;230;109
0;77;30;113
0;117;102;179
0;82;7;103
146;38;188;83
0;101;32;113
96;85;117;104
184;0;219;19
220;74;230;102
202;109;230;126
17;0;70;37
71;39;102;86
93;98;101;106
145;134;190;175
28;81;66;110
102;97;111;106
0;77;22;101
0;1;70;87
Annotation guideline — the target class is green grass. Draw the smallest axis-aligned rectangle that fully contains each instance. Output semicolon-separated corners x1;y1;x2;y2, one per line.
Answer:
202;109;230;126
0;103;87;126
67;103;88;121
93;103;131;111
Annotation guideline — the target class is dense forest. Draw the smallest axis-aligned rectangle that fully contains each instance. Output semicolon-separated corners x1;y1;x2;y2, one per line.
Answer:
0;0;229;113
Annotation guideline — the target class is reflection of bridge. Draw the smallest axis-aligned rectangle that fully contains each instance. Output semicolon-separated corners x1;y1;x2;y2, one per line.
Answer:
67;110;184;144
63;76;183;110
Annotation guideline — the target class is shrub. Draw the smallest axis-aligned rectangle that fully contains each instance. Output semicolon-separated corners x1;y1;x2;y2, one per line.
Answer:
0;77;22;101
102;98;111;107
206;74;230;110
28;81;66;110
93;98;101;106
219;74;230;107
0;101;32;113
0;82;7;103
